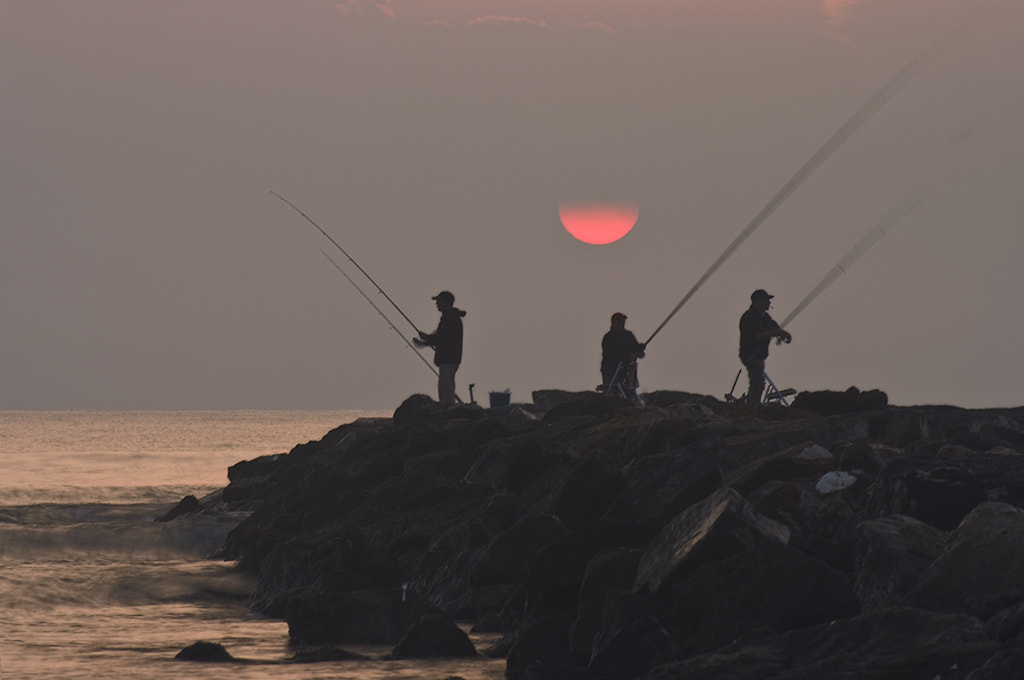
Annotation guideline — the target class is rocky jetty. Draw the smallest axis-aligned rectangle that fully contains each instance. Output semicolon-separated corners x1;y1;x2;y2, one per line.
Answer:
212;388;1024;678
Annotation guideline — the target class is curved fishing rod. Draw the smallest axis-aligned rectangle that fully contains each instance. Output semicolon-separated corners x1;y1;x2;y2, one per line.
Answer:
318;248;439;379
725;185;931;402
271;191;423;335
643;29;957;349
778;185;932;329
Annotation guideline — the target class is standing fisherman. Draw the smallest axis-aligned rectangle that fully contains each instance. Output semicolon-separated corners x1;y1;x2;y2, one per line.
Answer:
601;313;646;394
739;290;792;405
413;291;466;406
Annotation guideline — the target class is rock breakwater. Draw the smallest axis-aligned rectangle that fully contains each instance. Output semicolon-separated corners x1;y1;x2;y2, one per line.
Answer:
210;389;1024;678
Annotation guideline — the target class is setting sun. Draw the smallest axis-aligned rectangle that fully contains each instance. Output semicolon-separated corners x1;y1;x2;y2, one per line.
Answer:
558;202;639;245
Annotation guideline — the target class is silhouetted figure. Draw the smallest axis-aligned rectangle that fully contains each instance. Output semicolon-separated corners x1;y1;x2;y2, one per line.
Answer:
601;312;646;393
413;291;465;406
739;289;792;405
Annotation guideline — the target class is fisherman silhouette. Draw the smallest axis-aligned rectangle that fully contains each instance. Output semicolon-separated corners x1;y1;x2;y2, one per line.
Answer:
739;289;792;405
600;313;646;401
413;291;465;406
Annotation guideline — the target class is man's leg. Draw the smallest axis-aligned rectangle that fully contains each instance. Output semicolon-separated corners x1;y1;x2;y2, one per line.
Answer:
745;360;765;405
438;364;459;406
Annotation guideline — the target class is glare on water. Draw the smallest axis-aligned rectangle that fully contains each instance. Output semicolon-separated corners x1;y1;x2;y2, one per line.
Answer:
0;410;505;680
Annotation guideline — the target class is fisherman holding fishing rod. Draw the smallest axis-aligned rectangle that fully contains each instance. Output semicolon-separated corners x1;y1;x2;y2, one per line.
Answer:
413;291;466;407
739;289;792;406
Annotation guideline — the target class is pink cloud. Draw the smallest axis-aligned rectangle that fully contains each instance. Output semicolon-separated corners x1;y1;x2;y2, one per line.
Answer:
375;2;395;21
336;0;394;19
425;19;453;29
582;21;616;35
822;0;858;33
467;15;551;30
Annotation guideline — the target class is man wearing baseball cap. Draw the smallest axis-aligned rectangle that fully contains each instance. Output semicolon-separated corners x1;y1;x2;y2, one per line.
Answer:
739;289;792;405
413;290;466;406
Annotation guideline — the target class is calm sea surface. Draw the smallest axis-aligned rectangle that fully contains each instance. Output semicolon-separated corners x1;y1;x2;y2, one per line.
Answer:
0;410;505;679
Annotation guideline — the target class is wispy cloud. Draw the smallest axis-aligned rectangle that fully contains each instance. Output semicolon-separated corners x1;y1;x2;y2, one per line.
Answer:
822;0;858;36
336;0;394;19
582;21;616;35
467;15;551;30
425;18;452;29
375;2;395;21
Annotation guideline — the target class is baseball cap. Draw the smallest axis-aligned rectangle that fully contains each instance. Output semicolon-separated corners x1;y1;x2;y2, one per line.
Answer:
432;291;455;303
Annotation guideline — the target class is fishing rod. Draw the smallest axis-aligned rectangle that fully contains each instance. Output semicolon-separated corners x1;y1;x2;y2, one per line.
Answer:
271;190;423;335
724;186;931;402
778;185;932;329
319;249;469;405
643;30;956;349
318;248;439;378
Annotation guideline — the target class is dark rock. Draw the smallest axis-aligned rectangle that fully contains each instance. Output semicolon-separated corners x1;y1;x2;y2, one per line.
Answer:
634;487;791;594
587;615;669;680
288;646;370;662
228;453;284;482
249;528;403;617
506;610;588;680
174;641;236;662
393;393;443;425
837;441;888;475
987;601;1024;643
205;393;1024;679
522;519;640;619
287;586;437;646
725;442;837;495
157;494;201;522
854;514;948;611
546;454;626;530
965;637;1024;679
648;607;994;679
905;502;1024;615
866;447;1024;531
471;515;568;587
791;386;889;415
604;440;725;530
569;549;643;661
662;541;861;657
537;390;631;420
391;614;478;659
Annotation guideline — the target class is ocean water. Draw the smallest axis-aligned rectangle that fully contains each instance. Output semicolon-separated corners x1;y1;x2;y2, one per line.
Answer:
0;410;505;679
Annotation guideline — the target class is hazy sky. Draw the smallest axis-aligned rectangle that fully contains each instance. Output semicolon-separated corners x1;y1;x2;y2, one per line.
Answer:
2;0;1022;410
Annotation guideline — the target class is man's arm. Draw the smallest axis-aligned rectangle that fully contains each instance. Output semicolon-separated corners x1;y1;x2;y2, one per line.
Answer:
764;316;792;343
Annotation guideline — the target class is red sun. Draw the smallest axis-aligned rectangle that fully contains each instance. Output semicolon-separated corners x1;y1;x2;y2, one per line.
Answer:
558;202;639;245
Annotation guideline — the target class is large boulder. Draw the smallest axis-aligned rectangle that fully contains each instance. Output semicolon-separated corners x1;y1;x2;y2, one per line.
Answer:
286;586;437;646
471;515;568;586
391;614;477;659
906;502;1024;616
604;441;725;530
634;487;791;594
546;454;626;529
660;541;861;657
854;514;948;611
569;548;643;661
174;641;236;662
647;607;994;680
791;387;889;415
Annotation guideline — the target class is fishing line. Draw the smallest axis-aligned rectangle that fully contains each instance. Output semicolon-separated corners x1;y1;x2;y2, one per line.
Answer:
318;249;439;378
643;30;957;348
271;191;423;335
724;185;931;401
778;185;932;329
